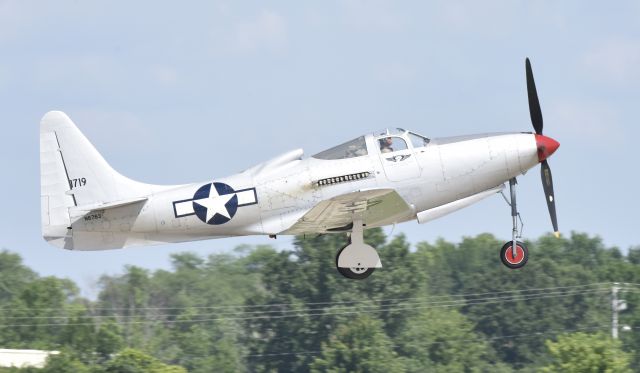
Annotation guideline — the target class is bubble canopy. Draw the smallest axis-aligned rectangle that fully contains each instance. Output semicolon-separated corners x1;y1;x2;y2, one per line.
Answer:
312;136;368;160
312;129;430;160
375;128;406;136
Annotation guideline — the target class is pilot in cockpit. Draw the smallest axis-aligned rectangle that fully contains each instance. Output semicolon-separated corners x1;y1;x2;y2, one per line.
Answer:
380;137;394;153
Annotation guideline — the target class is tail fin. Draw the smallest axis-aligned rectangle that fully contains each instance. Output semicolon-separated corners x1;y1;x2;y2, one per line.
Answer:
40;111;152;248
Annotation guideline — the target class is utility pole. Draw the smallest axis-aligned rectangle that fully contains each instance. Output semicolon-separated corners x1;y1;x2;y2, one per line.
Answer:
612;283;628;339
612;284;619;339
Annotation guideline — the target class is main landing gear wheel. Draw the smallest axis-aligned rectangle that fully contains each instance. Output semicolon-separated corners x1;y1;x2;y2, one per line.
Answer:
335;245;375;280
500;241;528;269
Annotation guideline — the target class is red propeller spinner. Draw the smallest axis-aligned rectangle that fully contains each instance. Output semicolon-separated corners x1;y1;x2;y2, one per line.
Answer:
535;134;559;162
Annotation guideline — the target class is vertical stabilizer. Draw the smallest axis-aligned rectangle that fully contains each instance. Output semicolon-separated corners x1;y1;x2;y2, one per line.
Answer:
39;111;153;249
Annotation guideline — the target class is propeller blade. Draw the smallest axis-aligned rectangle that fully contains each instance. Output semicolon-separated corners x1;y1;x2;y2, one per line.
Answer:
526;58;543;135
540;159;558;235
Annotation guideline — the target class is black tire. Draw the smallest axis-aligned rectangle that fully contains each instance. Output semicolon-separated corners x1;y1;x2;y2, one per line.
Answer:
335;245;375;279
500;241;528;269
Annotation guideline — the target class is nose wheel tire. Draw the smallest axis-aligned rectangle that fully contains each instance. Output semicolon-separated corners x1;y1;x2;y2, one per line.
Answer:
500;241;528;269
335;245;375;279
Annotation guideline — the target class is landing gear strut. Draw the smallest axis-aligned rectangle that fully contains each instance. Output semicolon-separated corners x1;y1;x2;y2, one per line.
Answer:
335;218;381;279
500;178;528;269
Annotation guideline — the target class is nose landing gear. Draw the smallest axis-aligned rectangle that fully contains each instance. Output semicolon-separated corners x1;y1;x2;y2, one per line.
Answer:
500;178;529;269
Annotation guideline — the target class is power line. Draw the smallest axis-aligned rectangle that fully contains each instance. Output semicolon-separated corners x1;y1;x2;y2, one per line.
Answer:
145;303;607;343
0;282;611;313
0;288;608;320
244;324;610;358
0;287;610;327
171;325;610;360
0;287;609;320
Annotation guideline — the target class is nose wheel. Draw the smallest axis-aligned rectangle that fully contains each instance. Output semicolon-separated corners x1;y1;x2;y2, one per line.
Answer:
501;178;528;269
500;241;528;269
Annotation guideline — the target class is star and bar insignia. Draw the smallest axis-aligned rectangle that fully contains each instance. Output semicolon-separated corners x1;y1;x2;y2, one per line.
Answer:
172;182;257;225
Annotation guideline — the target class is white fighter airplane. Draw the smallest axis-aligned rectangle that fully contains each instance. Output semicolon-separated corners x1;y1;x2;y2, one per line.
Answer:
40;59;559;279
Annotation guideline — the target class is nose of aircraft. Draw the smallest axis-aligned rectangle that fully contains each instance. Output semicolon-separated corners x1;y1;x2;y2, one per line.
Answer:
535;134;559;162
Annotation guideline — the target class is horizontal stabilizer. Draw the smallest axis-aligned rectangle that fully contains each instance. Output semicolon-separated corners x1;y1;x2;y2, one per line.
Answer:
72;197;148;212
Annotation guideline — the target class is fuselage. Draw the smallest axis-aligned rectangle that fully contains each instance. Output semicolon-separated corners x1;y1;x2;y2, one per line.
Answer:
68;129;541;250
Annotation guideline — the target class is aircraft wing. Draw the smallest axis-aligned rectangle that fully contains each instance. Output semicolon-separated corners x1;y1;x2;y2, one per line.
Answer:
283;188;414;234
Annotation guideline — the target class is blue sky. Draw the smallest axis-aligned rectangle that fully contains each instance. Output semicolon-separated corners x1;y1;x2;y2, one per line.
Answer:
1;1;639;296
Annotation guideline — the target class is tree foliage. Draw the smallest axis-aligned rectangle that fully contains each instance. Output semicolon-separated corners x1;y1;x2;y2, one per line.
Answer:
310;315;404;373
1;231;639;372
542;332;632;373
103;348;186;373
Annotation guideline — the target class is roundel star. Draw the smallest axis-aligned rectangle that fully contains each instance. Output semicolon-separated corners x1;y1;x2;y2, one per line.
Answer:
192;182;239;225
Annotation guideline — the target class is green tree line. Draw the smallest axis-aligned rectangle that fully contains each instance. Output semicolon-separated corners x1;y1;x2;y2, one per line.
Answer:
0;230;638;372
